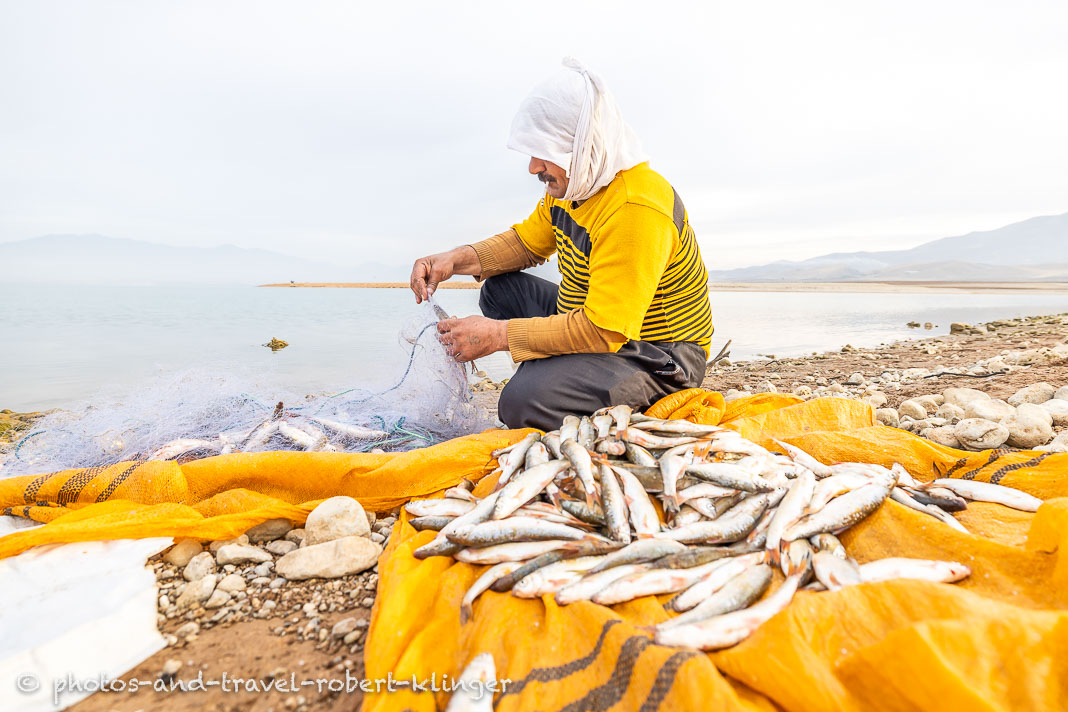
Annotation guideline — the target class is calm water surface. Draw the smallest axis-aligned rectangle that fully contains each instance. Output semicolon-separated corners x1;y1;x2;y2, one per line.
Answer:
1;285;1065;411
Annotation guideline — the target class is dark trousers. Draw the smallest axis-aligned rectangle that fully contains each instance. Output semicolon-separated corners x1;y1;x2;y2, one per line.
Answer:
480;272;707;430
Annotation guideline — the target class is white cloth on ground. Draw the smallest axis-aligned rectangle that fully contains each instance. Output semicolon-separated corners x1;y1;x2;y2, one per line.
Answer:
507;57;648;202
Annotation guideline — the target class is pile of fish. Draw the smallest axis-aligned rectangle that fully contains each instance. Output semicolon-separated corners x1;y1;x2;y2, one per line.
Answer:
147;402;393;460
405;405;1043;651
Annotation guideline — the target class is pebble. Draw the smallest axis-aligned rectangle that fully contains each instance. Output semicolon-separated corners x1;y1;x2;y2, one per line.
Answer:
845;372;865;386
175;622;200;640
163;539;203;568
285;528;306;545
269;578;286;589
216;573;247;593
246;518;294;543
305;497;371;546
251;576;271;586
331;617;359;638
1008;383;1057;406
954;418;1010;451
942;388;991;409
253;562;274;577
867;392;888;407
275;536;382;580
875;408;900;428
1040;399;1068;427
162;659;183;676
183;552;216;582
208;535;249;554
1056;386;1068;402
204;589;232;609
935;404;965;423
963;399;1016;423
216;544;273;566
267;540;298;556
924;425;960;449
898;400;927;420
1005;408;1055;449
1018;403;1054;427
176;575;218;610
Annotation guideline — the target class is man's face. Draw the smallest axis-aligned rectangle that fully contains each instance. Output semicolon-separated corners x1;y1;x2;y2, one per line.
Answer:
528;157;569;199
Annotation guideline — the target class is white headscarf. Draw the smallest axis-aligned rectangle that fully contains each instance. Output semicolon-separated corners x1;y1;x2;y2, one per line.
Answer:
507;57;648;202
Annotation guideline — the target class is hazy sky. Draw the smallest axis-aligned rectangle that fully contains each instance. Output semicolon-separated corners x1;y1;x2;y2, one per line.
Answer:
2;1;1067;271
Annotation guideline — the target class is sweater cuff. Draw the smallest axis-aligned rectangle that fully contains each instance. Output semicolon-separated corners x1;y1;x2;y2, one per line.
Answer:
470;239;503;280
506;319;537;362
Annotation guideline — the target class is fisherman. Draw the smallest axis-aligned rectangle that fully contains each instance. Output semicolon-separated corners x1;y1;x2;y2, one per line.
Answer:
409;58;713;430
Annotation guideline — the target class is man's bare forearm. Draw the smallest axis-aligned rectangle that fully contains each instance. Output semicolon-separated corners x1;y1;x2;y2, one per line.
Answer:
444;245;482;276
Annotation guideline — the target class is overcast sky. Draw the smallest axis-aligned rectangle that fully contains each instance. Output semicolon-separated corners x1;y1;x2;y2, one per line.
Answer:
2;1;1066;271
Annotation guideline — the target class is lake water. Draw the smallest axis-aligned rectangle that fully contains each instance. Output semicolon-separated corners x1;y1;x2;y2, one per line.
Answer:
1;285;1066;412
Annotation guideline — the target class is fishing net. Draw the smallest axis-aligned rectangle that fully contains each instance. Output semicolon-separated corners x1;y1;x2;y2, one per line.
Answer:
1;300;496;478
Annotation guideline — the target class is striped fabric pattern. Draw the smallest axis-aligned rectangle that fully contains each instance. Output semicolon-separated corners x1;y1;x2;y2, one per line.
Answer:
551;190;713;351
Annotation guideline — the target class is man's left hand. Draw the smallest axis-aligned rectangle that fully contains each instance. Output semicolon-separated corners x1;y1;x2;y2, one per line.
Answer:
437;316;509;362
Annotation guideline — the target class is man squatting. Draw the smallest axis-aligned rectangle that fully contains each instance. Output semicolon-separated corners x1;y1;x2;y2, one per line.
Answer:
410;58;713;431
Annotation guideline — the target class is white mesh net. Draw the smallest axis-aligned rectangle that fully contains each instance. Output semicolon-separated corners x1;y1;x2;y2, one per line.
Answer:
2;300;497;477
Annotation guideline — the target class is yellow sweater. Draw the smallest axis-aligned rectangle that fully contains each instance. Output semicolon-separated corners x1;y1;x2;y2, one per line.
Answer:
475;163;713;361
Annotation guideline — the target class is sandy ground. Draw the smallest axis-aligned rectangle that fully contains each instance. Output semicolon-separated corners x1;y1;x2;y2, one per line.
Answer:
44;311;1068;712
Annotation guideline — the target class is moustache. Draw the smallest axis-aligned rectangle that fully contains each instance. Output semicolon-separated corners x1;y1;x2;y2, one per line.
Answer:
537;172;556;184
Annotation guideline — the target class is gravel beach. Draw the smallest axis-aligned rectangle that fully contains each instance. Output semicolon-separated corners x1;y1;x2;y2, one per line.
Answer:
45;311;1068;711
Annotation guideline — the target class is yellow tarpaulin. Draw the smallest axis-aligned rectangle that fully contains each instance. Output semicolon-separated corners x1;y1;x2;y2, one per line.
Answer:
364;392;1068;712
0;392;1066;711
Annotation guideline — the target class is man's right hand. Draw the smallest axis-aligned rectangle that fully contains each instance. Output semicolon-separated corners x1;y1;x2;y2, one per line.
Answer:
409;246;480;303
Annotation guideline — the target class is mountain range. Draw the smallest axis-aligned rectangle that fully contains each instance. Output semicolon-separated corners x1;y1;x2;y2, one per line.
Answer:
2;211;1067;285
706;212;1068;282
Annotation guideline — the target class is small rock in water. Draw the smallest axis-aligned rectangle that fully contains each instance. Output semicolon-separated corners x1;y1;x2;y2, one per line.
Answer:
949;322;970;334
1008;383;1057;407
183;552;216;582
164;539;203;568
305;497;371;546
954;418;1010;451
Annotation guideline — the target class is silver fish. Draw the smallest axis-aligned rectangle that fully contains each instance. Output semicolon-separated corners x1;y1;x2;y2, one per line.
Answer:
560;415;581;443
587;538;686;574
592;559;726;605
607;404;633;431
765;469;816;555
455;539;584;565
446;517;589;547
444;653;496;712
405;499;477;518
624;442;659;467
555;563;651;605
410;515;453;532
858;557;971;584
811;550;861;591
654;573;802;650
492;460;571;520
577;416;597;448
542;432;563;459
512;555;604;598
661;493;770;545
592;414;615;439
657;564;773;630
598;463;631;545
783;479;892;541
460;561;524;624
561;440;598;509
927;478;1042;513
668;551;767;612
684;462;775;493
618;428;699;449
610;465;662;537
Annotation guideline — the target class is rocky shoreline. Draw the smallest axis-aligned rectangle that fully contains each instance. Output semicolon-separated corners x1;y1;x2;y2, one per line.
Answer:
46;311;1068;711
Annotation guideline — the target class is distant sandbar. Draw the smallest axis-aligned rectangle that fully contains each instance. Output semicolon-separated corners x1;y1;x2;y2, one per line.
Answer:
261;281;1068;294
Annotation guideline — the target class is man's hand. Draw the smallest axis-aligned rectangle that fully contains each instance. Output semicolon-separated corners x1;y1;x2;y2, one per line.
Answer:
438;316;509;362
409;246;481;303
